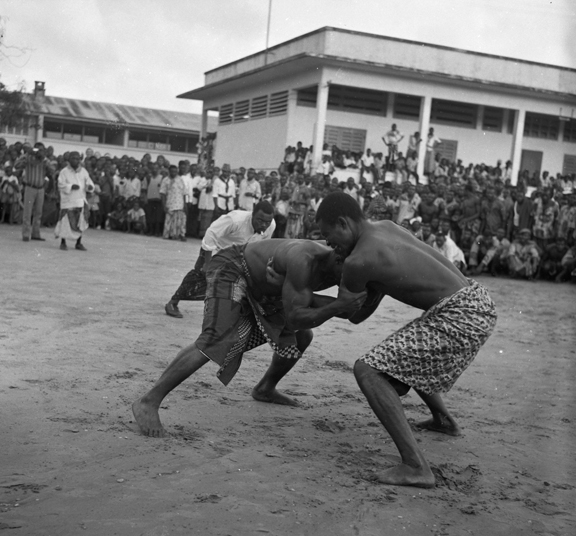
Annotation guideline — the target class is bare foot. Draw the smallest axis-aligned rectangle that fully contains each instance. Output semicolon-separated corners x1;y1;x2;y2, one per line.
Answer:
132;398;168;437
251;387;299;406
375;463;436;488
416;416;461;437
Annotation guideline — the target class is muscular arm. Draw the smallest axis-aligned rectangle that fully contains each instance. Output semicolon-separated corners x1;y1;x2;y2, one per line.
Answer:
282;255;366;330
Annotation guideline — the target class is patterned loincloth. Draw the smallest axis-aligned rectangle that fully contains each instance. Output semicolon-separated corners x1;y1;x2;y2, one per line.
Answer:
54;206;89;240
195;244;301;385
361;279;497;395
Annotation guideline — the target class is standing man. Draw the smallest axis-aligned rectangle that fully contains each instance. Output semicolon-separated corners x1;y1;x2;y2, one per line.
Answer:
160;165;187;241
19;142;53;242
238;168;261;211
134;238;366;437
424;128;441;176
382;124;404;170
212;163;236;221
55;151;94;251
165;201;276;318
144;164;165;237
315;193;497;488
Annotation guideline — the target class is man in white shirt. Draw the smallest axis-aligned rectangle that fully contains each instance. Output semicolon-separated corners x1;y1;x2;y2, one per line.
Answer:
212;163;237;220
55;151;95;251
165;201;276;318
432;232;466;272
238;168;262;211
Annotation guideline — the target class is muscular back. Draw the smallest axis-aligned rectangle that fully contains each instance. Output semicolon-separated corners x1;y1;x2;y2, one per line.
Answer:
244;239;335;299
343;221;469;310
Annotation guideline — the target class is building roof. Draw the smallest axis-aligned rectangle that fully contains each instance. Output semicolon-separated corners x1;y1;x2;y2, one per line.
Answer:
178;26;576;102
25;94;217;133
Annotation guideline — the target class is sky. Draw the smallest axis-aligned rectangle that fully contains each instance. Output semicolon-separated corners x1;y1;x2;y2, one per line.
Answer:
1;0;575;116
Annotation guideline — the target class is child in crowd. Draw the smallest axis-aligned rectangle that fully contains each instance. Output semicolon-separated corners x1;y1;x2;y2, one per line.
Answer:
126;200;147;234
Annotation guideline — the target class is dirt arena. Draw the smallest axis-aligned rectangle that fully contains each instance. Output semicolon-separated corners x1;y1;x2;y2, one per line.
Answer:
1;224;574;536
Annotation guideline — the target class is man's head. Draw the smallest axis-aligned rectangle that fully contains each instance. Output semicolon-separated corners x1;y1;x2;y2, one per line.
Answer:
435;232;446;248
247;168;256;181
68;151;81;170
517;228;531;244
168;165;178;178
251;201;274;234
315;192;365;259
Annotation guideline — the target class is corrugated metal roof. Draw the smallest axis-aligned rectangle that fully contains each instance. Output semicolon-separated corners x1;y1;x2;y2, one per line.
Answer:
25;94;217;132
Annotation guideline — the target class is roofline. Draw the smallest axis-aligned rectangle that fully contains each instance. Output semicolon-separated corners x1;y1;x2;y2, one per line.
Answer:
25;93;204;119
204;26;576;76
179;52;576;102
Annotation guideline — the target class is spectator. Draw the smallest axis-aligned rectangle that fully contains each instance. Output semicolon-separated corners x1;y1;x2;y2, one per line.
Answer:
160;164;187;241
18;142;53;242
532;189;559;251
538;237;568;280
433;231;466;272
126;199;147;234
238;167;262;211
507;228;540;280
55;151;94;251
212;163;236;221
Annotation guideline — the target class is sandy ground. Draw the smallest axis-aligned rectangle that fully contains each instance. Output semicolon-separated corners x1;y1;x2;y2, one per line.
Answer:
0;223;575;536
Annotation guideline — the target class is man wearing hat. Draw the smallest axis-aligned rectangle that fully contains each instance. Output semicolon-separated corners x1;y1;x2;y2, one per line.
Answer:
54;151;94;251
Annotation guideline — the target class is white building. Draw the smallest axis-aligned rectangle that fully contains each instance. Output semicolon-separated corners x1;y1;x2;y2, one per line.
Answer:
178;26;576;183
1;82;217;161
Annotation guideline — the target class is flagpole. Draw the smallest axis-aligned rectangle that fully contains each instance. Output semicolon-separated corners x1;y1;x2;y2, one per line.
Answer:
264;0;272;65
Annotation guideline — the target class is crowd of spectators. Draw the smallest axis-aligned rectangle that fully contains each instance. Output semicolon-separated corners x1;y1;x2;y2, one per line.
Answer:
1;136;575;283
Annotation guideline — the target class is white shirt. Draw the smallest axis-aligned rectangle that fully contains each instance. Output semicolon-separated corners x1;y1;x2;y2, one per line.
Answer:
180;174;194;204
433;236;466;267
198;177;214;210
58;164;95;209
201;209;276;253
189;175;203;206
212;177;237;211
238;178;262;211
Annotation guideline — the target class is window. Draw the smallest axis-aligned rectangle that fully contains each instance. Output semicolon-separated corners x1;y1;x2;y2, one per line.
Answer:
269;91;289;116
250;95;268;119
393;94;421;119
482;107;503;132
169;134;199;154
83;125;104;144
431;99;477;128
324;125;366;153
524;112;559;140
63;122;82;141
435;139;458;163
44;120;63;139
218;103;233;125
562;119;576;143
328;85;387;116
563;154;576;175
296;86;317;107
104;126;124;146
233;100;250;122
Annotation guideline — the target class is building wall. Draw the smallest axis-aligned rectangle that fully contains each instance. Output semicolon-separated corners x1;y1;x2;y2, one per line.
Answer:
39;138;198;163
214;114;288;170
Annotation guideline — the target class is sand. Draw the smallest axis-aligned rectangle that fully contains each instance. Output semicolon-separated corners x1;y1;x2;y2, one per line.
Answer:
1;224;574;536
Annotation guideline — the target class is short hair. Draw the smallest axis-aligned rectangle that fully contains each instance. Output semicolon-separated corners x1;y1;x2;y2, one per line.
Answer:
253;200;274;215
315;192;364;225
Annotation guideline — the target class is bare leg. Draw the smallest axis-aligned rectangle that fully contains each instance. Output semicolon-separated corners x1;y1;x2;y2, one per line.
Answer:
251;329;313;406
132;342;209;437
354;360;435;488
414;391;461;436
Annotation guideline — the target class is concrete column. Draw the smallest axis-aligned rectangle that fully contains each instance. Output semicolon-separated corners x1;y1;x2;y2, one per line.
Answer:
201;106;208;139
510;109;526;186
35;114;44;144
312;70;330;171
285;89;298;146
417;95;432;178
123;128;130;148
477;105;484;130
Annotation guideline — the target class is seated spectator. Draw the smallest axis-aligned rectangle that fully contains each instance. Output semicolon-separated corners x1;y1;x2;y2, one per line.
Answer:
470;228;510;276
410;218;423;240
303;208;321;240
420;221;435;246
555;245;576;283
507;228;540;280
538;237;568;280
107;201;126;231
433;231;466;272
126;200;147;234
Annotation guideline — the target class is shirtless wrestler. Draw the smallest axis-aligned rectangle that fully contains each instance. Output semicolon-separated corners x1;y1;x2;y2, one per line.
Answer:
315;192;497;488
132;238;369;438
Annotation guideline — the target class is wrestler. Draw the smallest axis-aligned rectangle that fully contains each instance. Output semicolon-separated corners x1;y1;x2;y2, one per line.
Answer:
315;192;497;488
133;239;369;438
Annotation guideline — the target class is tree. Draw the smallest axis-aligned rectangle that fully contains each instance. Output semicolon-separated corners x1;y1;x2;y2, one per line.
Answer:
0;80;28;130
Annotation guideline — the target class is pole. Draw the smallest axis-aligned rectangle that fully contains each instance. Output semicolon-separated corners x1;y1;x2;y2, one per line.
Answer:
264;0;272;65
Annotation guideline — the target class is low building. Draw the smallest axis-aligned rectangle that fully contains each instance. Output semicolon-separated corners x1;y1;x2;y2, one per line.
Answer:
1;81;217;161
178;26;576;182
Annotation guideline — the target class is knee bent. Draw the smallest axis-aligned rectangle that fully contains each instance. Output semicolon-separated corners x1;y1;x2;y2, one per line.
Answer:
295;329;313;351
